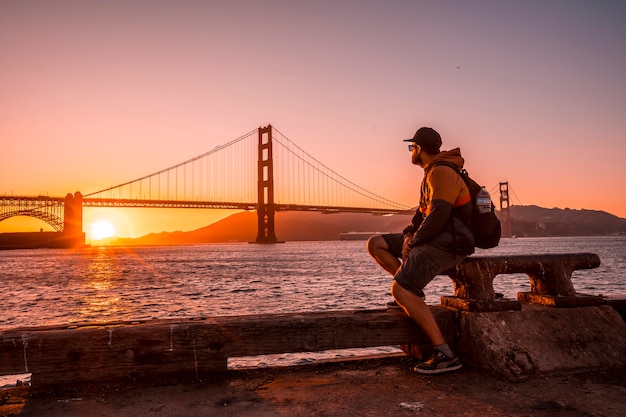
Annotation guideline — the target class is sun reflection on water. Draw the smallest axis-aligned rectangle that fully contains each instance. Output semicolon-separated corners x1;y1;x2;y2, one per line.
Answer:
78;247;129;321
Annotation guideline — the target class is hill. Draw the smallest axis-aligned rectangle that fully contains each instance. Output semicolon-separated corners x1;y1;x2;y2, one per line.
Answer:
506;205;626;237
112;211;413;245
109;205;626;246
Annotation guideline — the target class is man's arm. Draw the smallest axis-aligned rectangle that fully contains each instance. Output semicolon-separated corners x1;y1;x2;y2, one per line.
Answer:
409;165;460;248
409;199;453;247
402;211;424;236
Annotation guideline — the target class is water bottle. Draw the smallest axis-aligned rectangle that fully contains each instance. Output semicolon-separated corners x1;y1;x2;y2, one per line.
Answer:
476;187;492;214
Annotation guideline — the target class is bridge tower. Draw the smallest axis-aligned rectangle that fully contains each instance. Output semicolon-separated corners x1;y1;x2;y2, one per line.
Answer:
64;191;85;247
499;182;512;238
255;125;279;243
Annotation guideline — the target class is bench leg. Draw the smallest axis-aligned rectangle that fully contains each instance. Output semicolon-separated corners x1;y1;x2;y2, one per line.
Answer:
443;269;521;312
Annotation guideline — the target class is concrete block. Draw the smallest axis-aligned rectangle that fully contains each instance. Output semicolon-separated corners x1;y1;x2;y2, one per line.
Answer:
457;305;626;381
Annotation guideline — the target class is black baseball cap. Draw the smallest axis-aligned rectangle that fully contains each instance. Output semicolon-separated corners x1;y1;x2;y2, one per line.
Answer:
403;127;442;153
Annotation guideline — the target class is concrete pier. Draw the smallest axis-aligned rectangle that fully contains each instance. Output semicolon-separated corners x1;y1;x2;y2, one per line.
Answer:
458;304;626;381
0;231;85;249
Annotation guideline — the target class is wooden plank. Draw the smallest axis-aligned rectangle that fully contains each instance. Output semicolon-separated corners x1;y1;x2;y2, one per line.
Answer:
0;308;456;390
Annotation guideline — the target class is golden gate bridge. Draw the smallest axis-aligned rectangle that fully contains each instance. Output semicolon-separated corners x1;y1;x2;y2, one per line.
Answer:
1;125;416;247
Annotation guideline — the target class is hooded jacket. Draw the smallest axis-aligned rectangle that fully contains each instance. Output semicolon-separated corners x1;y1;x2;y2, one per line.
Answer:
406;148;475;255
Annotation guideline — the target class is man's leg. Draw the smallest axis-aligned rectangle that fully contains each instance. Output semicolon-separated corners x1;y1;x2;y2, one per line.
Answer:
392;244;463;374
366;235;401;276
391;281;445;345
392;280;461;373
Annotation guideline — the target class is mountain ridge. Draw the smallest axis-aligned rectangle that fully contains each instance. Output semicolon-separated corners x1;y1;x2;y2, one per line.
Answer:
107;205;626;246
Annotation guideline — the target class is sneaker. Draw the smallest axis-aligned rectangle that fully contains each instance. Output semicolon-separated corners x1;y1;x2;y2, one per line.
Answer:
413;349;462;374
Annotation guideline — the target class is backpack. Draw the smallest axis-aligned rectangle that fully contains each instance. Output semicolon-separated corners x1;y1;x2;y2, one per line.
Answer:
435;163;502;249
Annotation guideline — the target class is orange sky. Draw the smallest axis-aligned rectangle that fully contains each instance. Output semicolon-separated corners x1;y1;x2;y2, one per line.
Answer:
1;1;625;241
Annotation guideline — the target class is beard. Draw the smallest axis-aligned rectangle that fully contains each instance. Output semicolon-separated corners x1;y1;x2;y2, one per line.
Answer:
412;151;424;166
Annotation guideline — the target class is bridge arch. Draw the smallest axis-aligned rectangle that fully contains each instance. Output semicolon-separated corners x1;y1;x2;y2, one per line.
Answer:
0;192;83;236
0;212;64;232
0;197;65;232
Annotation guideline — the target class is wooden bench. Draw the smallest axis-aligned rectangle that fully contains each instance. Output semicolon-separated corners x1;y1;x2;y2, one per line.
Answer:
441;253;603;312
0;308;455;391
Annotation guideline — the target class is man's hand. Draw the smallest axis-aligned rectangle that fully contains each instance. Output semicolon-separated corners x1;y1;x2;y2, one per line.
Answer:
402;234;412;261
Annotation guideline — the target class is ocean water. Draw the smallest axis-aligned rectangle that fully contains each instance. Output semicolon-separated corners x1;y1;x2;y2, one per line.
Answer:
1;236;624;330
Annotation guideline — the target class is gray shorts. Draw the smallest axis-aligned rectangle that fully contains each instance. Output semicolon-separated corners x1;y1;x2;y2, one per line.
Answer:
382;233;464;297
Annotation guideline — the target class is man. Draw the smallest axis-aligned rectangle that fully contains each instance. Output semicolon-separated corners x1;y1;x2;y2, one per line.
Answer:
367;127;474;374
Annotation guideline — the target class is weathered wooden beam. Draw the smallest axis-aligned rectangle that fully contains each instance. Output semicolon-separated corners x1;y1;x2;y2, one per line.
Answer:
0;308;456;390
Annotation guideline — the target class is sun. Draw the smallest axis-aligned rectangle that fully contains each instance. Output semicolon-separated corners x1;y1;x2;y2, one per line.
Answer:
90;220;116;240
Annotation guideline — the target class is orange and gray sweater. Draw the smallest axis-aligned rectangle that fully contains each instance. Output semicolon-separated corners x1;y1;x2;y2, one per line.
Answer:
404;148;475;255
